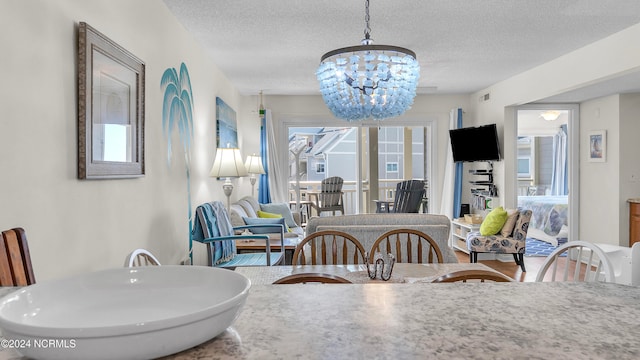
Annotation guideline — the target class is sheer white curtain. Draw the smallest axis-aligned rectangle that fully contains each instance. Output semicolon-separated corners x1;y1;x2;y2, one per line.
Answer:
439;109;458;218
265;110;287;203
550;125;568;196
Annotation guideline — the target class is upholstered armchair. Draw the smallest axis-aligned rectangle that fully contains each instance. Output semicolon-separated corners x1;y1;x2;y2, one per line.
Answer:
466;209;532;272
192;201;285;268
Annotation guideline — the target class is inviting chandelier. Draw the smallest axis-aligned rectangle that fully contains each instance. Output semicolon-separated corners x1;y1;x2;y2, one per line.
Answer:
316;0;420;121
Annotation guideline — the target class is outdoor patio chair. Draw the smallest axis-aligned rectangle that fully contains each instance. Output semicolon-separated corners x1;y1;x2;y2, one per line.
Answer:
308;176;345;216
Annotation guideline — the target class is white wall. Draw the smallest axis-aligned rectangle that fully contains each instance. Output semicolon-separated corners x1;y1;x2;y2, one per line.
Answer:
0;0;248;280
578;93;640;246
580;95;621;244
619;93;640;245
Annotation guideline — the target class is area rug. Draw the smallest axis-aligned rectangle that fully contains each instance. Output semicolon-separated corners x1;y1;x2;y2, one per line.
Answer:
525;237;567;257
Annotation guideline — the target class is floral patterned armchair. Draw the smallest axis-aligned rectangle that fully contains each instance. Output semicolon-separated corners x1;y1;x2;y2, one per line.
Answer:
466;209;532;272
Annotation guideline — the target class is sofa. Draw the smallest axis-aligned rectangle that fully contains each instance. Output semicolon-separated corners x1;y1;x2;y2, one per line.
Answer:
305;213;458;263
229;196;304;238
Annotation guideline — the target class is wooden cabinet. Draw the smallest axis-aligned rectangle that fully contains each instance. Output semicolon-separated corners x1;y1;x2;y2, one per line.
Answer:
450;219;480;254
629;201;640;247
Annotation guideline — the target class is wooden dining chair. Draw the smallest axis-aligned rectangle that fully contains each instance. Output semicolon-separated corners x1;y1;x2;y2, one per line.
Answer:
291;230;366;265
535;241;615;282
273;273;352;284
369;229;443;264
1;227;36;286
124;249;161;267
431;269;514;283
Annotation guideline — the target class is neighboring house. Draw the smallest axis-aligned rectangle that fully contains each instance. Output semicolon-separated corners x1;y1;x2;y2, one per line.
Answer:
289;127;427;183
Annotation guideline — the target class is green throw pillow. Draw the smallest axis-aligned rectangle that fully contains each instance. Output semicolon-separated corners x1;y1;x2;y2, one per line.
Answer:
479;206;508;236
257;210;282;219
260;203;298;228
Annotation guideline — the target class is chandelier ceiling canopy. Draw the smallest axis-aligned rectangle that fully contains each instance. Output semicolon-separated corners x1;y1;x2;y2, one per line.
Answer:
316;0;420;122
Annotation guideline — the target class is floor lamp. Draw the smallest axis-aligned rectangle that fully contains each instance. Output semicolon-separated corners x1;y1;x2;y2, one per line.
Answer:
244;154;266;198
209;148;247;210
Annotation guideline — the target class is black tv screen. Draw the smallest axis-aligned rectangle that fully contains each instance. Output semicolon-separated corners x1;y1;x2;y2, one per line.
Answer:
449;124;501;162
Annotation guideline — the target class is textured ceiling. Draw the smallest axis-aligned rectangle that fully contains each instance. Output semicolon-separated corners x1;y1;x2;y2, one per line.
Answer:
162;0;640;98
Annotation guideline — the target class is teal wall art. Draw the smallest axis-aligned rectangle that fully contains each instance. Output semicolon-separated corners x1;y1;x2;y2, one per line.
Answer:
161;62;194;262
215;97;238;148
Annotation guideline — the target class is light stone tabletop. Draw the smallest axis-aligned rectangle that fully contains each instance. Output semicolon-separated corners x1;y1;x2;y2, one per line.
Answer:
161;282;640;360
2;280;640;359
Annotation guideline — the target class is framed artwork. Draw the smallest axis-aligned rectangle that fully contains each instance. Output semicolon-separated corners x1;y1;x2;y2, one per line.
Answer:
77;22;145;179
588;130;606;162
216;97;238;148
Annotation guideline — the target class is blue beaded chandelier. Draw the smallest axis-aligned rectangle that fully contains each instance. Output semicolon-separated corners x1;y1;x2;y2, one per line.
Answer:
316;0;420;122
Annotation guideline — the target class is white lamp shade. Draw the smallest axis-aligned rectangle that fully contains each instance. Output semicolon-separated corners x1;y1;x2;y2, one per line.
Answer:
244;154;266;175
209;148;248;178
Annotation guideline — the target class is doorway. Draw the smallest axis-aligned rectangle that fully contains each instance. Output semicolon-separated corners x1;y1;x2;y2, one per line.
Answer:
513;105;579;253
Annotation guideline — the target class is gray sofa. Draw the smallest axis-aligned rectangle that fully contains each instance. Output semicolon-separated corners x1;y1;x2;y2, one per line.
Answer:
306;213;457;263
229;196;304;238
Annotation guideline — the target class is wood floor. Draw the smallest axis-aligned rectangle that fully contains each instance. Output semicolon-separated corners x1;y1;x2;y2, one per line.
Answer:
455;250;548;282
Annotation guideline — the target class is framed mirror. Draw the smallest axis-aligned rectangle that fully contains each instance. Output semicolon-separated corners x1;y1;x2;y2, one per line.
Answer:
78;22;145;179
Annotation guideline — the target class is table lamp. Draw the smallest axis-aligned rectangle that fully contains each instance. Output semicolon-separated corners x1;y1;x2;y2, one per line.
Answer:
244;154;266;198
209;148;247;209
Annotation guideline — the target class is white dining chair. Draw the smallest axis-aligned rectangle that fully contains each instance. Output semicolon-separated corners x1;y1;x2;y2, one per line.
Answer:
595;242;640;285
535;241;614;282
124;249;161;267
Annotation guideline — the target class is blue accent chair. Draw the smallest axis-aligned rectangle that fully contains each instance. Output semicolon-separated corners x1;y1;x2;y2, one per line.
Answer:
191;201;285;268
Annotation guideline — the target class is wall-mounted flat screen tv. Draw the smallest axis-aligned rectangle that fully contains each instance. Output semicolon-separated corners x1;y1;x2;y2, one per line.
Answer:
449;124;501;162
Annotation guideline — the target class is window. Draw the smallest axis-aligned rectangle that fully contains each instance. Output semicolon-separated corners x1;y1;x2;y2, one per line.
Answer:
287;123;434;214
517;157;531;178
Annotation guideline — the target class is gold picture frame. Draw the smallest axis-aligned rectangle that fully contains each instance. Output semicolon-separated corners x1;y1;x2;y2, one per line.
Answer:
78;22;145;179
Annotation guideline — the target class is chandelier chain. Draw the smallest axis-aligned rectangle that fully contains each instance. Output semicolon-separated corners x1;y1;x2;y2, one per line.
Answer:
364;0;371;40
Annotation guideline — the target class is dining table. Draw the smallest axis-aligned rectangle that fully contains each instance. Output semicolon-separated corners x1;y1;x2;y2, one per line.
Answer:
1;264;640;359
234;262;501;284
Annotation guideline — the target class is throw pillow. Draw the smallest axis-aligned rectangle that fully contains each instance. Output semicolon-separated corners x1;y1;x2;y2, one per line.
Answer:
257;210;282;219
243;217;286;234
258;210;292;232
260;203;298;228
237;199;258;218
229;204;248;228
479;206;508;236
500;209;520;237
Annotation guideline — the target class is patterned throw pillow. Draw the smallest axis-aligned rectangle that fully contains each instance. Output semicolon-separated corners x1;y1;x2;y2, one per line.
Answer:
479;206;508;236
512;210;532;241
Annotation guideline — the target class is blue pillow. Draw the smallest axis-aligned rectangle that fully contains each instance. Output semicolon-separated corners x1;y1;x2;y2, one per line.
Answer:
242;217;285;234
